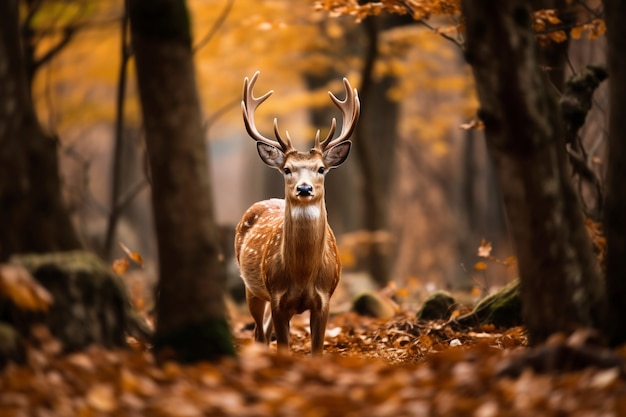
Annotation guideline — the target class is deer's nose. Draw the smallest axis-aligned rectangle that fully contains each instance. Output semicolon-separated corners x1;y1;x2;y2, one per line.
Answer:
296;184;313;197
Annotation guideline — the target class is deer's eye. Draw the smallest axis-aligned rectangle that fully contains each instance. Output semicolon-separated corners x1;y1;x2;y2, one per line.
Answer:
284;167;291;175
317;167;325;174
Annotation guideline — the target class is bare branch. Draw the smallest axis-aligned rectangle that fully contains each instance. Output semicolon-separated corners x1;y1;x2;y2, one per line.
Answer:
193;0;235;54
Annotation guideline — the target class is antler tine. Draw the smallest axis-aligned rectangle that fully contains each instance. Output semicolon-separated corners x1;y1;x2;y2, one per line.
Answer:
242;71;292;151
319;77;360;150
314;118;336;150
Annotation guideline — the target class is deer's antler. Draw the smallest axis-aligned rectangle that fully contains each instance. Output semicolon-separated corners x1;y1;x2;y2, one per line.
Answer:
242;71;293;152
315;78;360;151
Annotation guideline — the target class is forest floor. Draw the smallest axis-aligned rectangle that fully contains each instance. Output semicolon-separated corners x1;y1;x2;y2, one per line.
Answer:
2;304;626;417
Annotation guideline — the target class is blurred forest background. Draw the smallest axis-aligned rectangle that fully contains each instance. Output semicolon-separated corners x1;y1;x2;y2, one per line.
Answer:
19;0;607;299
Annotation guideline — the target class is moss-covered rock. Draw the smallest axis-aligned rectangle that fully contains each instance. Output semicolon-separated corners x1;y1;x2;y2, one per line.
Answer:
6;251;150;351
416;291;457;321
352;291;395;319
0;322;25;368
455;279;522;328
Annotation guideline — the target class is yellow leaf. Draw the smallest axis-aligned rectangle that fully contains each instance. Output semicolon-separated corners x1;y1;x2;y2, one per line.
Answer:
0;264;53;312
473;261;488;271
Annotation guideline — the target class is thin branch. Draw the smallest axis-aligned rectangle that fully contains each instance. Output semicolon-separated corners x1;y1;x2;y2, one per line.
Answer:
193;0;235;54
31;26;76;73
204;97;240;133
104;4;131;259
416;19;464;49
398;0;464;49
116;179;149;214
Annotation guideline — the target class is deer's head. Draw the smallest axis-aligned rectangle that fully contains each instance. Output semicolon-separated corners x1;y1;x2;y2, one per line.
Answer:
242;72;360;210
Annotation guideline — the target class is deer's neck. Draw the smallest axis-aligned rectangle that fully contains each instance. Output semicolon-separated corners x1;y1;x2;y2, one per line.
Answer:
283;201;328;275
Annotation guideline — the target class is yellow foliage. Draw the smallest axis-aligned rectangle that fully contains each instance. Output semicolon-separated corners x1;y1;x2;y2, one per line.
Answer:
27;0;476;163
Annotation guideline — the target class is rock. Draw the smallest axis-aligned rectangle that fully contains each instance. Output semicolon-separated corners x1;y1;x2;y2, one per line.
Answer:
352;291;395;319
455;279;522;328
416;291;457;321
0;322;25;368
6;251;149;351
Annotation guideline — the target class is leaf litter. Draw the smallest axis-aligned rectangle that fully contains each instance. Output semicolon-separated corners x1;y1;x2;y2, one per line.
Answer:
2;310;626;416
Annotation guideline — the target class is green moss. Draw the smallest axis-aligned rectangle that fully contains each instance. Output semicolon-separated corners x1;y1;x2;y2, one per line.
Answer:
416;291;457;321
470;279;522;327
154;317;236;363
352;291;395;319
0;323;25;368
12;250;105;272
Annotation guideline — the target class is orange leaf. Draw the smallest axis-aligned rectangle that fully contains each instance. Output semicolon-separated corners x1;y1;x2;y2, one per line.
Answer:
395;288;410;297
588;19;606;39
112;258;130;275
547;30;567;43
570;25;584;40
473;261;488;271
459;119;484;131
119;242;144;267
0;264;53;312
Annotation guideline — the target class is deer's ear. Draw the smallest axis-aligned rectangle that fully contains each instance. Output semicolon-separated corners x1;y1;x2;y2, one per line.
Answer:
257;142;285;168
322;141;351;168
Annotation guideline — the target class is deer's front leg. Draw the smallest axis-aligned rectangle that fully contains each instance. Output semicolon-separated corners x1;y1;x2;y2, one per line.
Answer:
310;305;330;355
270;298;291;354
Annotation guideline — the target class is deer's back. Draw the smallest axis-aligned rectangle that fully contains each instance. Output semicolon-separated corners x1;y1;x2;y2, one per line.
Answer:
235;199;285;297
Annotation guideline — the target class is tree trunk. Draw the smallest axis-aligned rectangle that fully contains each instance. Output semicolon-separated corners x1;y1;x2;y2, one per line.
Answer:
128;0;234;361
603;0;626;346
460;0;605;345
0;0;81;261
354;16;400;287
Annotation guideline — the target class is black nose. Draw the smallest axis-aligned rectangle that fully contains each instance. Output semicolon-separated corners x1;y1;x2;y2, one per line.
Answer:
296;184;313;196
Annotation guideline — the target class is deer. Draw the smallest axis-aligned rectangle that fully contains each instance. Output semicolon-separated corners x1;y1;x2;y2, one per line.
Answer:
235;71;360;355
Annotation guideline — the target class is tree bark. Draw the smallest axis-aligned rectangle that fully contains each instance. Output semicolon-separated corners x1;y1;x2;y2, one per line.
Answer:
460;0;605;345
128;0;234;361
354;16;400;286
603;0;626;346
0;0;82;261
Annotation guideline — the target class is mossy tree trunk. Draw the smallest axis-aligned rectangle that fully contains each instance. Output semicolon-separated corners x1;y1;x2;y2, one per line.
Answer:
0;0;82;261
460;0;605;345
128;0;235;361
